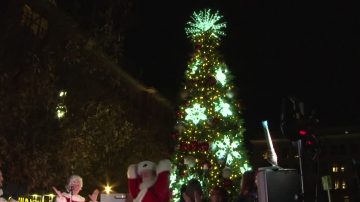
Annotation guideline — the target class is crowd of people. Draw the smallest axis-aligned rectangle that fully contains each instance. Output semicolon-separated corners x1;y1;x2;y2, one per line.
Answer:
0;161;258;202
178;171;257;202
126;159;258;202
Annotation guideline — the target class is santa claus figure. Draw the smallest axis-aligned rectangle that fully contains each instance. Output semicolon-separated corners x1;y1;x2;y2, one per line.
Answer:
127;159;171;202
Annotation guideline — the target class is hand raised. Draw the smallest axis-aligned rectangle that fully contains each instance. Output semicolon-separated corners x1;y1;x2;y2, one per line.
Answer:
88;189;99;202
52;186;62;198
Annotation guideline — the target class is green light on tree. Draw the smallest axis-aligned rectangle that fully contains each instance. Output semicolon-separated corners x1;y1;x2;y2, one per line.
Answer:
170;171;198;201
212;135;241;164
185;9;226;38
185;103;207;124
190;59;202;74
215;98;232;117
215;67;227;86
240;163;252;174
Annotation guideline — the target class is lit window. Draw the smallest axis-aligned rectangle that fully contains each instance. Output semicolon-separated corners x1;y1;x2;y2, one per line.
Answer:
59;91;67;97
340;166;345;172
332;165;338;173
334;179;340;190
56;105;67;119
56;90;67;119
342;180;346;189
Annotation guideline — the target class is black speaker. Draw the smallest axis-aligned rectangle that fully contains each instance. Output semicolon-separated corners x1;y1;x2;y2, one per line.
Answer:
257;167;300;202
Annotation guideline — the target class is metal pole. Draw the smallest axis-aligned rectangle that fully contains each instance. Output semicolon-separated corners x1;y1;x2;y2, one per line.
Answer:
327;190;331;202
70;186;73;202
298;139;305;201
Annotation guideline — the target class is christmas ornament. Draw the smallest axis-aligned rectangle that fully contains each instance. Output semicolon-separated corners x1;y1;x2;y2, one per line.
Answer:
175;124;186;134
222;167;232;179
207;76;217;86
184;156;196;167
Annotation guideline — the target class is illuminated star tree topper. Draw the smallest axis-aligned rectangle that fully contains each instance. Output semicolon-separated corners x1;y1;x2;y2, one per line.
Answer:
185;9;227;39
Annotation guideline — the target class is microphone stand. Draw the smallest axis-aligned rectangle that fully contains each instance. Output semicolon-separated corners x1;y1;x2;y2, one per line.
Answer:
297;139;305;202
70;186;73;202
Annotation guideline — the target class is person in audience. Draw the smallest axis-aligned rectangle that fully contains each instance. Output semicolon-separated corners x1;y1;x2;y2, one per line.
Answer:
236;170;258;202
209;186;228;202
179;184;187;202
182;179;203;202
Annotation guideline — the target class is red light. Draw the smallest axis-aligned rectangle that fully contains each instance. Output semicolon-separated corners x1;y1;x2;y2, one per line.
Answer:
299;130;307;136
306;140;313;145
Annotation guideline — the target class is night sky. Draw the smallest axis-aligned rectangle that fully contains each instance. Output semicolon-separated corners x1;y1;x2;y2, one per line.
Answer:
124;1;360;135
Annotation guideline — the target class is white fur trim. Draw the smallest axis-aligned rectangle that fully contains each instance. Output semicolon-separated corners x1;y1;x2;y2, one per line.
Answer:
127;164;137;179
137;161;156;175
139;177;157;190
134;177;157;202
156;159;171;174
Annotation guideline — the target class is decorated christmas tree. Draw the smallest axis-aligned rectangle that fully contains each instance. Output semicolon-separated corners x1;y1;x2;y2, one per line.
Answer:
170;9;252;201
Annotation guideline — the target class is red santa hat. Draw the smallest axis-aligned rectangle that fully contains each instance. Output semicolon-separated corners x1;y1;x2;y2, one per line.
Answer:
137;160;156;175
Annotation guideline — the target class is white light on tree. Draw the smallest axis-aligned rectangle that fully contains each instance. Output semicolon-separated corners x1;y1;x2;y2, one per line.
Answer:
212;135;241;164
170;170;178;186
170;170;197;202
215;99;232;117
190;59;201;74
185;9;226;38
215;68;227;86
185;103;207;124
240;163;252;174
